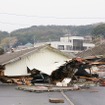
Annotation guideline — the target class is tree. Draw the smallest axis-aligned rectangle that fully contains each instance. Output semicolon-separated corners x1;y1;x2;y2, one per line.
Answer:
92;23;105;37
0;37;18;49
0;47;4;55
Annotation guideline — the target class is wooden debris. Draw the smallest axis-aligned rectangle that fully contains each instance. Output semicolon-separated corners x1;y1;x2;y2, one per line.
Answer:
99;79;105;86
0;77;13;83
90;62;105;65
89;90;99;92
79;76;99;82
16;85;79;92
12;77;32;85
49;98;64;103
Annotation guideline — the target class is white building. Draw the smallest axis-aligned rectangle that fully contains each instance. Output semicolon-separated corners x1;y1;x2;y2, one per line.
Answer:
35;36;95;54
0;45;73;77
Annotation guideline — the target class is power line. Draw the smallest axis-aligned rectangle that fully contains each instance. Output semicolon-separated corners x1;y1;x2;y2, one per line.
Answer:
0;12;105;26
0;12;105;19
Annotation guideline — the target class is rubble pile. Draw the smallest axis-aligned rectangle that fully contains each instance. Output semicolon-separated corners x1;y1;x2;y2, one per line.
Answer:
1;56;105;91
50;57;99;86
12;56;105;93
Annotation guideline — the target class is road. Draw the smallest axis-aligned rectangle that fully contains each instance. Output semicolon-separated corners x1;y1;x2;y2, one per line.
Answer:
0;84;69;105
0;84;105;105
65;86;105;105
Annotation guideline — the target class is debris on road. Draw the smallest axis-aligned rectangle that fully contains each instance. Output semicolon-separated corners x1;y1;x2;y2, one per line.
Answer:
16;84;79;92
89;89;99;92
99;78;105;86
49;98;64;103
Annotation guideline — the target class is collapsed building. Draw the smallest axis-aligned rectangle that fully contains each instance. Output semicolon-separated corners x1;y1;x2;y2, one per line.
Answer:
0;42;105;86
76;41;105;78
0;44;74;84
48;42;105;86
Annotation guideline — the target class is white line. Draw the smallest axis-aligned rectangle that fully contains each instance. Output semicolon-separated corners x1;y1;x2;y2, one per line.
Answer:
61;91;74;105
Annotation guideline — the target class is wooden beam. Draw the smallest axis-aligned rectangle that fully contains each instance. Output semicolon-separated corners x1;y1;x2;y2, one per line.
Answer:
49;98;64;103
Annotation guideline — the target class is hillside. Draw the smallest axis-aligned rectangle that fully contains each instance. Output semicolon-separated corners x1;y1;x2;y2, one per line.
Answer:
0;23;105;49
10;25;94;45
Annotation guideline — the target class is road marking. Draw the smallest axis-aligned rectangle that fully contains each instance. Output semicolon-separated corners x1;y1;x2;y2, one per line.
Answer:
61;91;74;105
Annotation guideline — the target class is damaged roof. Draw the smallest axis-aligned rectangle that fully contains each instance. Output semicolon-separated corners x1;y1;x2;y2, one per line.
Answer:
0;44;73;66
76;42;105;58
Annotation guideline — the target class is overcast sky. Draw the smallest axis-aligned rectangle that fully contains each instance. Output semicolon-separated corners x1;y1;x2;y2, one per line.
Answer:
0;0;105;32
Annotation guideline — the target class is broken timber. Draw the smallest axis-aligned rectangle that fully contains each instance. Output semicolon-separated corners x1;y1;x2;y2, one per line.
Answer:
49;98;64;103
16;85;79;92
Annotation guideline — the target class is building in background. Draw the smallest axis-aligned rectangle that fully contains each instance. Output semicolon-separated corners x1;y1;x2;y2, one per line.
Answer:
35;35;95;54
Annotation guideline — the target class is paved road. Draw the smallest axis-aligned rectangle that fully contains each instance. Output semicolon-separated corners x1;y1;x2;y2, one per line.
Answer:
0;84;105;105
0;84;69;105
65;86;105;105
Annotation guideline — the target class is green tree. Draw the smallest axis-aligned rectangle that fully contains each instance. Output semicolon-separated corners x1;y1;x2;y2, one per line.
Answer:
0;47;4;55
92;23;105;37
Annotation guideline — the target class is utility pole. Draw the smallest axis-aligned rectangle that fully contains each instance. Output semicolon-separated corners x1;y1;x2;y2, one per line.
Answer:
8;33;11;51
34;35;35;46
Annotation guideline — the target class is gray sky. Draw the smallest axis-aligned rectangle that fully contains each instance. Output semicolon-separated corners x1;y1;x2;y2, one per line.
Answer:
0;0;105;32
